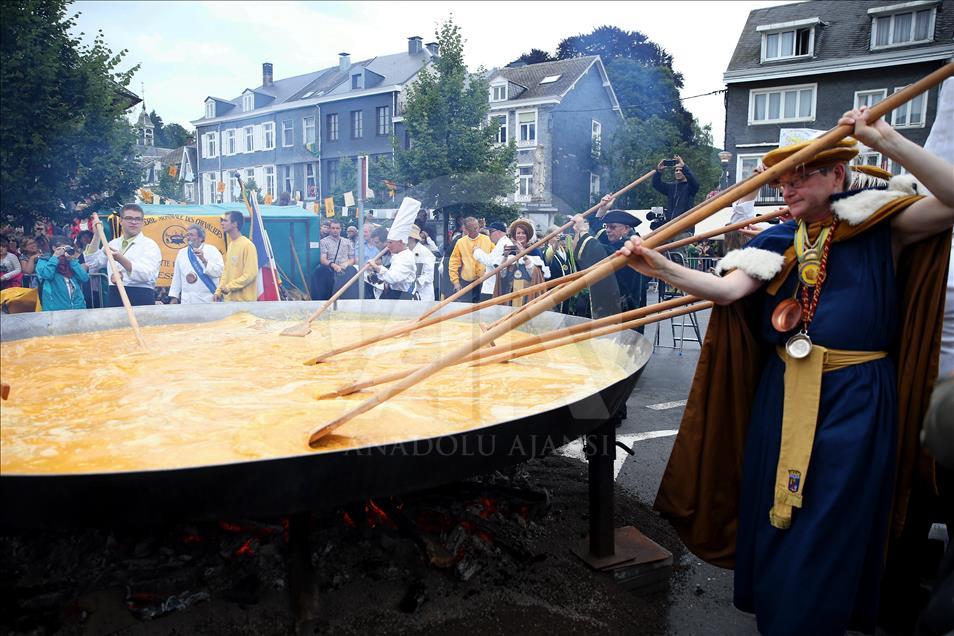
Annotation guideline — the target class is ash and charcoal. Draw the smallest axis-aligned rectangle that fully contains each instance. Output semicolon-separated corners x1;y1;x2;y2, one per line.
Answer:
0;455;685;634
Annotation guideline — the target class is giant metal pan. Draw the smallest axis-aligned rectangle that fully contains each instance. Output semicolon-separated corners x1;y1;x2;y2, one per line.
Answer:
1;300;652;528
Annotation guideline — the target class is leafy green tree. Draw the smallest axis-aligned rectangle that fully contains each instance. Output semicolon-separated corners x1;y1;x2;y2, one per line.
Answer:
604;116;720;210
509;48;554;66
394;18;516;224
161;123;191;148
1;0;140;227
154;168;182;201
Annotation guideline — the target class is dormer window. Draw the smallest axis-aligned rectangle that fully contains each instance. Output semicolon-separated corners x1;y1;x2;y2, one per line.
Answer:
205;100;215;119
869;2;937;49
242;93;254;112
491;83;507;102
352;74;361;90
758;19;818;62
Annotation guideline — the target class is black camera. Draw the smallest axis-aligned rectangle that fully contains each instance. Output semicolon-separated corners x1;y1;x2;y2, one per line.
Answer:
64;246;76;256
662;159;678;168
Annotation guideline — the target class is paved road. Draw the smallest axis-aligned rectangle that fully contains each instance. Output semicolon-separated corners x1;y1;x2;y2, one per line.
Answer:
605;293;759;634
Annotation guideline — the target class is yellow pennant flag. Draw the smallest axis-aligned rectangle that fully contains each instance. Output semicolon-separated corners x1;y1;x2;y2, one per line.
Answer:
264;193;274;205
324;197;335;217
312;202;320;214
168;165;178;177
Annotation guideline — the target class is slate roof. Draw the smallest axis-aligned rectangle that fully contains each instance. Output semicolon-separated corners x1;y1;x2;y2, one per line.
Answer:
196;49;432;123
727;0;954;73
488;56;598;101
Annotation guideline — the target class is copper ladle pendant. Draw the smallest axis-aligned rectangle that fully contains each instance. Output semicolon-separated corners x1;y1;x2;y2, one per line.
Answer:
771;298;803;333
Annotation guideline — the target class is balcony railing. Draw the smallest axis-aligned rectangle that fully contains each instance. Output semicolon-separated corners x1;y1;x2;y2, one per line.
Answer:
753;184;784;205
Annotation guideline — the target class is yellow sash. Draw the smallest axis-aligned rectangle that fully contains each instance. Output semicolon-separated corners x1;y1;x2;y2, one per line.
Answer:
770;345;888;529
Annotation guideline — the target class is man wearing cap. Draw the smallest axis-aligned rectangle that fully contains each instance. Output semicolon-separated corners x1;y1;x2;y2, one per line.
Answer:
571;211;641;319
622;106;954;635
407;224;436;302
473;221;512;302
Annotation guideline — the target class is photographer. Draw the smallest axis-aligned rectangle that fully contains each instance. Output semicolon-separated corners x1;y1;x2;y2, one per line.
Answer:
473;222;512;302
652;155;700;237
35;235;89;311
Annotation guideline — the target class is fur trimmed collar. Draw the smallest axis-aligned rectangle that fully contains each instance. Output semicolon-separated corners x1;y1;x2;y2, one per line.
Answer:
831;175;923;226
714;247;785;281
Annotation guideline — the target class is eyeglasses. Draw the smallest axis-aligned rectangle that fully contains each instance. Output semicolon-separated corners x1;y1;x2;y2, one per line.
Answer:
122;217;144;223
769;168;828;190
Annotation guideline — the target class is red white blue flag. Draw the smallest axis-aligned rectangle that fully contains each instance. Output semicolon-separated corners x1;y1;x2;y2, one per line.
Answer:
246;192;281;301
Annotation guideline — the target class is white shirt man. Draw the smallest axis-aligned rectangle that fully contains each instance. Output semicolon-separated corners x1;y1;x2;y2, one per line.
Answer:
408;225;436;301
473;222;513;298
85;204;162;306
368;239;417;299
169;224;225;304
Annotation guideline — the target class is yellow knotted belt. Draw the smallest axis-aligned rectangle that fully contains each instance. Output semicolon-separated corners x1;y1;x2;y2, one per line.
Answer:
769;345;888;529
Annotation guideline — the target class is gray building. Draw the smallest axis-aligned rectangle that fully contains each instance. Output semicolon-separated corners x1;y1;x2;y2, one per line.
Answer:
487;56;623;227
723;0;954;203
191;37;436;206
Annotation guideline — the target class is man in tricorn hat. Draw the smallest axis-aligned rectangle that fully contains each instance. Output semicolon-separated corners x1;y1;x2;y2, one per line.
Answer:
622;105;954;634
571;209;646;323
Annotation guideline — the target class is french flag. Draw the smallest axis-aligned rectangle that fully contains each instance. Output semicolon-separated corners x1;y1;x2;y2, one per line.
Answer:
246;192;281;301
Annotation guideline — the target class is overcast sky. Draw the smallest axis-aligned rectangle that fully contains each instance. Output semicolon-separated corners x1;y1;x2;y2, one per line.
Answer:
72;0;793;147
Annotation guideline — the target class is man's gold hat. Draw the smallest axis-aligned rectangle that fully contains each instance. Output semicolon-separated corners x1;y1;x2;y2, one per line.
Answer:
762;138;860;171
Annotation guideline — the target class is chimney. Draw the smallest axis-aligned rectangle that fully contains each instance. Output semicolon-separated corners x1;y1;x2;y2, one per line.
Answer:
339;52;350;72
408;36;422;55
262;62;273;87
425;42;438;56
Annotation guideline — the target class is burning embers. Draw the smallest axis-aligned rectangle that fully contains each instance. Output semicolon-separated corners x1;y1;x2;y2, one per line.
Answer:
1;470;555;631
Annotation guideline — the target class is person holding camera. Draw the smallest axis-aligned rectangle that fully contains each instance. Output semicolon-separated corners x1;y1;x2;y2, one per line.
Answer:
169;224;224;304
544;226;573;314
653;155;700;237
34;235;89;311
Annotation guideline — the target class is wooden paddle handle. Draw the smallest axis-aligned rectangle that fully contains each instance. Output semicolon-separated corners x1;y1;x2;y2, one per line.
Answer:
657;207;790;252
416;169;656;322
305;247;388;325
91;213;147;350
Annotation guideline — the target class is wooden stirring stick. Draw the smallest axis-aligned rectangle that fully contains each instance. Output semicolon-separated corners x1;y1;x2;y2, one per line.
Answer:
91;213;147;350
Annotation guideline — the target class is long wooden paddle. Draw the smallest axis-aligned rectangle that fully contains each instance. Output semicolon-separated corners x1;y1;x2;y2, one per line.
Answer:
317;295;699;399
306;62;953;446
416;169;656;322
303;269;585;364
91;213;147;350
281;248;389;337
289;235;311;300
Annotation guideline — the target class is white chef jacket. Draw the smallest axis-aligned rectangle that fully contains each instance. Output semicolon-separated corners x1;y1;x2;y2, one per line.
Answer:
86;234;162;290
377;247;417;293
169;243;225;304
412;242;436;301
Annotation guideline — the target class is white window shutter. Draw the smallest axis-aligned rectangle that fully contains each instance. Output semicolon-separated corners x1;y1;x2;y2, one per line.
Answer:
254;166;265;193
213;131;220;157
254;124;264;151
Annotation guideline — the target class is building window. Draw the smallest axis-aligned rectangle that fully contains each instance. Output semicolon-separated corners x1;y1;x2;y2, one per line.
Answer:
326;158;339;190
281;165;293;196
303;116;316;145
737;153;783;203
855;89;887;110
282;120;293;147
853;152;884;169
589;173;600;202
871;7;935;49
205;101;215;119
306;163;318;199
376;106;391;136
242;93;254;112
143;127;154;146
263;122;275;150
327;113;339;142
244;126;254;153
749;84;815;124
891;86;927;128
494;115;507;144
351;74;361;90
203;172;217;204
517;165;533;200
224;129;236;155
264;166;276;198
351;111;363;139
761;27;814;61
591;120;602;156
491;84;507;102
518;111;536;145
203;132;218;158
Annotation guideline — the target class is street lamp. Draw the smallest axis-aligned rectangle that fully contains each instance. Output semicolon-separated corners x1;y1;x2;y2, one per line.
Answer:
718;151;733;190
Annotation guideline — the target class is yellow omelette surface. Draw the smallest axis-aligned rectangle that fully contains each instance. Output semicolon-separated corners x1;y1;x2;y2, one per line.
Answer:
0;313;632;475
